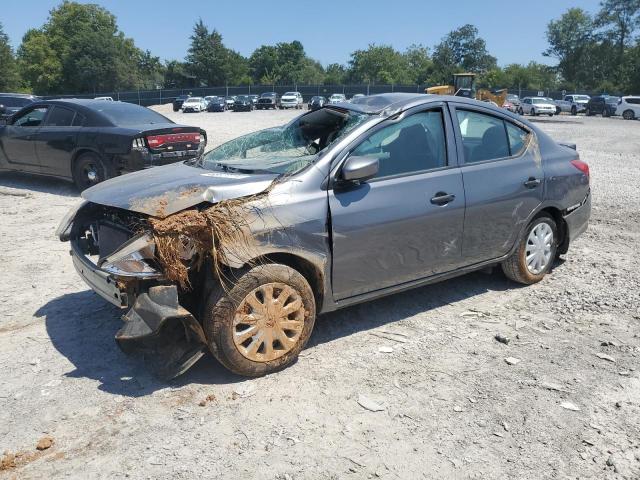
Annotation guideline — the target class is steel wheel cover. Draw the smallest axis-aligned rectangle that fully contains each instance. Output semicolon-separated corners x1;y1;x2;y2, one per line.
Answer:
525;223;553;275
233;283;305;362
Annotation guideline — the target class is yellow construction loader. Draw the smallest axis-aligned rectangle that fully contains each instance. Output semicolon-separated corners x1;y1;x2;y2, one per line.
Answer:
426;73;507;107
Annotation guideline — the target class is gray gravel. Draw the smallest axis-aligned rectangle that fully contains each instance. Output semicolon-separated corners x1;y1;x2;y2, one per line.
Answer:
0;108;639;479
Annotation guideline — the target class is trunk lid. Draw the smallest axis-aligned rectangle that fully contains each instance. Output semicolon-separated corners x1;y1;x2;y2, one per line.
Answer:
82;162;278;218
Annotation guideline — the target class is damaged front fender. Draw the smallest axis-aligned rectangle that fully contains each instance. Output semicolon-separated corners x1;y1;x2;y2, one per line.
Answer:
116;285;207;380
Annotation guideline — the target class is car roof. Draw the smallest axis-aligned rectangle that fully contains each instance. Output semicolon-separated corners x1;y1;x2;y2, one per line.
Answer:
0;93;39;98
334;93;529;122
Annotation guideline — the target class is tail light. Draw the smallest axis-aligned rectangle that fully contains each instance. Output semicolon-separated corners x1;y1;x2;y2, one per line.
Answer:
570;159;589;180
146;132;201;148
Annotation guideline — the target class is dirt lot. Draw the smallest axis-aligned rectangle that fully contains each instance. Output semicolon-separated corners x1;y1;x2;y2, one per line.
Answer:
0;105;639;480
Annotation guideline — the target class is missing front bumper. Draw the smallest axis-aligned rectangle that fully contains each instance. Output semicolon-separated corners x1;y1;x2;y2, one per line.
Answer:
116;285;207;380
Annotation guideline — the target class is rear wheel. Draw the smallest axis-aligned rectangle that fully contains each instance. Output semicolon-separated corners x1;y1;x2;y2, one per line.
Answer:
72;152;114;191
623;109;635;120
518;107;524;115
502;214;557;285
203;264;316;377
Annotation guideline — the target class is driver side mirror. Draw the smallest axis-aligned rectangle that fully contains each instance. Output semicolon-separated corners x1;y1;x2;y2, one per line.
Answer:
340;155;379;183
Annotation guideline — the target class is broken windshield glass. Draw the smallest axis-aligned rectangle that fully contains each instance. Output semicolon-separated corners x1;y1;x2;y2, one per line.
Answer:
197;108;370;175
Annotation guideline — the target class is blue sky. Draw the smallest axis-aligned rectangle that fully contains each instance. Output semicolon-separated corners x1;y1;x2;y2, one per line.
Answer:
1;0;602;67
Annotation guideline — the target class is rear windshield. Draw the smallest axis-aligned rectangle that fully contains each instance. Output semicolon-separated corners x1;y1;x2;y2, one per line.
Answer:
95;103;171;126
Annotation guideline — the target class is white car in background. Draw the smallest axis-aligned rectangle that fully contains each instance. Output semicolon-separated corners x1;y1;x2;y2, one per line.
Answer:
616;96;640;120
518;97;556;116
280;92;303;109
328;93;347;104
181;97;207;113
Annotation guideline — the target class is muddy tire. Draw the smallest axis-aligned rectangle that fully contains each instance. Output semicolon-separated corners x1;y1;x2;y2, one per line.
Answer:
501;214;558;285
72;152;114;191
202;264;316;377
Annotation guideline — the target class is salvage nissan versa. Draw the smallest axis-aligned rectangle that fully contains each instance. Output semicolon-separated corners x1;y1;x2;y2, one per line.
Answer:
57;93;591;378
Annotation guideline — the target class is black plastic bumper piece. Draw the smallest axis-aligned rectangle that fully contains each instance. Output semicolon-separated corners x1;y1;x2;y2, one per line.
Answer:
116;285;207;380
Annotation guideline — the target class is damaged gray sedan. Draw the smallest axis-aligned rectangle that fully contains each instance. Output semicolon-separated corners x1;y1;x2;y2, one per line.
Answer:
57;93;591;378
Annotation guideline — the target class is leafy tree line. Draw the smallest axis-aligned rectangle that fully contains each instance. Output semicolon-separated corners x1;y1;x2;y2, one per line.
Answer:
0;0;638;95
544;0;640;93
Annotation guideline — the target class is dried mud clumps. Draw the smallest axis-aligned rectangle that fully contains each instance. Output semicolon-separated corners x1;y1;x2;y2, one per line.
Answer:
148;198;260;289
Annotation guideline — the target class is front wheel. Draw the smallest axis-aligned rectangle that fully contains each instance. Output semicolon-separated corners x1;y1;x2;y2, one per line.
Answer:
72;152;114;191
203;264;316;377
501;214;558;285
531;108;537;116
623;109;635;120
571;106;577;116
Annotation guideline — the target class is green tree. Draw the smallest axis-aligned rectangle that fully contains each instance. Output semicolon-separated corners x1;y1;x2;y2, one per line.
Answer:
347;44;412;84
595;0;640;87
0;22;21;91
17;29;62;93
16;1;154;93
544;8;595;87
403;44;433;84
324;63;347;84
432;25;497;84
249;41;318;84
164;60;192;88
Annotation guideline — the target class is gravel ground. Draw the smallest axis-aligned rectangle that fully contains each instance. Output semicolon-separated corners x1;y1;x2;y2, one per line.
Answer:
0;106;639;480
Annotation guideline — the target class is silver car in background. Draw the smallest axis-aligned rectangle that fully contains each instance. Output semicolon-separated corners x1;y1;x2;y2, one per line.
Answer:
58;93;590;379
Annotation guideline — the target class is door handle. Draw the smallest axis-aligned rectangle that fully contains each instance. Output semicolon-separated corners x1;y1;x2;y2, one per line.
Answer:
430;192;456;206
524;177;541;189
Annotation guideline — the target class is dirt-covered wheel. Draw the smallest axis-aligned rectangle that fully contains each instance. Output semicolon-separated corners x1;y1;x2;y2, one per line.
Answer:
501;213;558;285
202;264;316;377
72;152;114;191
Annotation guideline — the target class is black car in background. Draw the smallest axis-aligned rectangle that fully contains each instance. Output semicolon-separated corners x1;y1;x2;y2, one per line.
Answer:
206;96;227;112
585;95;620;117
0;99;206;190
0;93;40;119
308;96;327;110
172;94;190;112
256;92;280;110
232;95;254;112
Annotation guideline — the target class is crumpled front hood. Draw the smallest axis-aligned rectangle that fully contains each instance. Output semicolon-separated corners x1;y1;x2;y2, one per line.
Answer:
82;162;278;218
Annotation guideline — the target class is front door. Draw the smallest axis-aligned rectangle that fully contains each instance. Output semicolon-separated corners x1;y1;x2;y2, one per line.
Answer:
329;106;465;300
450;105;544;263
34;105;78;177
2;106;49;173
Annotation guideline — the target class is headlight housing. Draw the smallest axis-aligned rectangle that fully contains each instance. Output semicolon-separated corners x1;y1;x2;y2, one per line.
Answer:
56;200;88;241
99;233;162;278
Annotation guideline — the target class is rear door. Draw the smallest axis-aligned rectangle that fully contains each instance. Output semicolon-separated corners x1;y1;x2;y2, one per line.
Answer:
329;104;466;300
1;106;49;172
450;104;544;263
35;105;79;177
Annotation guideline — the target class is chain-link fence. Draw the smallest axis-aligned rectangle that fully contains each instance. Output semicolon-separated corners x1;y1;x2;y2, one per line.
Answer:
42;84;620;107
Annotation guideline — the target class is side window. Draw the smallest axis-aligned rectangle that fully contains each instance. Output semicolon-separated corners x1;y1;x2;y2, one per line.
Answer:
13;107;48;127
350;109;447;179
456;110;509;163
628;98;640;105
72;114;85;127
505;122;530;157
44;106;76;127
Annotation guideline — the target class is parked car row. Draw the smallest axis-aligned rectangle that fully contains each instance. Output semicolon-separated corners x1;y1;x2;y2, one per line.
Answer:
500;92;640;120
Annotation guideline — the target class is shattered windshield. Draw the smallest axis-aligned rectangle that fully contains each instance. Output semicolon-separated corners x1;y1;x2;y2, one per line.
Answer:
198;108;369;175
